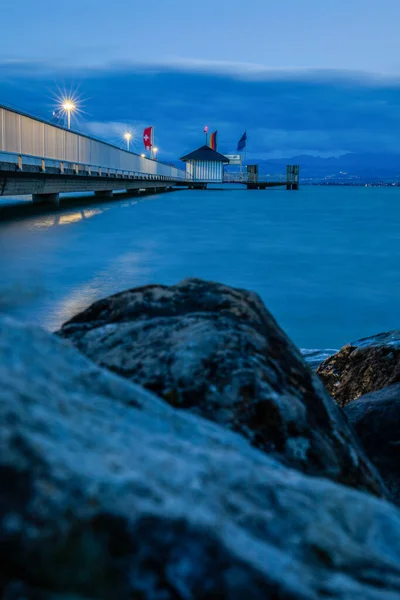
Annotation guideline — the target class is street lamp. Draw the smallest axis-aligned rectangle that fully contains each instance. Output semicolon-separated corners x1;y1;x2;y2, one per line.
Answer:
153;147;158;160
124;132;132;151
141;153;145;158
62;100;76;130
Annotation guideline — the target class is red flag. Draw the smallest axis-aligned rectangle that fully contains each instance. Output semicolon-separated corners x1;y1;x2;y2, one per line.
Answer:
143;126;153;149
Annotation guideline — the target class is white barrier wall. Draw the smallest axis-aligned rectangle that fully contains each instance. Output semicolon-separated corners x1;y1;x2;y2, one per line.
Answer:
185;160;224;182
0;105;186;179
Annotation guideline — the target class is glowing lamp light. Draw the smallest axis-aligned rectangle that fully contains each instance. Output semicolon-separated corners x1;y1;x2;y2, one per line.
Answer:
141;153;145;158
62;100;75;112
62;99;76;129
124;132;132;151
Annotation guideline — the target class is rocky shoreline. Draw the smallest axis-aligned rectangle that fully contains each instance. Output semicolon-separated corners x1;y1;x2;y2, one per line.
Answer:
2;278;400;599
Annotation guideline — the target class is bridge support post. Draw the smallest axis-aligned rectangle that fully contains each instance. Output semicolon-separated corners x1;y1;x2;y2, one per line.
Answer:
32;193;60;205
286;165;300;190
292;165;300;190
94;191;113;198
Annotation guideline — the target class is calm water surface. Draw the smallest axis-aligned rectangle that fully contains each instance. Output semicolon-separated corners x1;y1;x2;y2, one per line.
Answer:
1;185;399;349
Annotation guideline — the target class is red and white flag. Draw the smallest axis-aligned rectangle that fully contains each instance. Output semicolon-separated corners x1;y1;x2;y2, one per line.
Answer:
143;126;153;149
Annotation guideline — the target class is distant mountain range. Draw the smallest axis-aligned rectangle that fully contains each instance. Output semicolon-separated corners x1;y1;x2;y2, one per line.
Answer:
255;153;400;182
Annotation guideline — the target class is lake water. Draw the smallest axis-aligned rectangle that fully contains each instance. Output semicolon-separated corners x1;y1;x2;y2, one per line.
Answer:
1;185;399;350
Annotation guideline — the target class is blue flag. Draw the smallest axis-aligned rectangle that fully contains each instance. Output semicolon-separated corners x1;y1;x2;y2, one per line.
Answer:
237;131;247;151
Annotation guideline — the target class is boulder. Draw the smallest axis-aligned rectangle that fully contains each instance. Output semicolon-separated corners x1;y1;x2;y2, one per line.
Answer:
3;316;400;599
58;278;385;497
344;383;400;504
317;331;400;406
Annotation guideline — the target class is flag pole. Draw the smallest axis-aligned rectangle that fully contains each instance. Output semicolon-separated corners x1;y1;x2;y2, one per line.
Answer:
244;130;247;169
151;125;154;159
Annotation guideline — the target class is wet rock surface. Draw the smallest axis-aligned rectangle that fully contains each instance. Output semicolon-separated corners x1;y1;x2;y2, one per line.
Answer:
3;316;400;599
344;383;400;505
317;331;400;406
58;278;386;496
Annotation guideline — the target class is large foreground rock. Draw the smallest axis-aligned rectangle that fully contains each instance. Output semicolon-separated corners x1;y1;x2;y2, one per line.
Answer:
317;331;400;406
58;278;385;496
3;317;400;599
345;383;400;505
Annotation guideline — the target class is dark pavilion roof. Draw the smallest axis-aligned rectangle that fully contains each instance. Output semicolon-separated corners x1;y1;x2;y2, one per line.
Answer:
180;145;230;163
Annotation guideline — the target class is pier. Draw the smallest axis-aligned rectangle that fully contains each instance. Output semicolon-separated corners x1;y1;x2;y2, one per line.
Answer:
180;145;299;190
0;104;299;205
176;176;294;190
0;104;186;205
223;170;299;190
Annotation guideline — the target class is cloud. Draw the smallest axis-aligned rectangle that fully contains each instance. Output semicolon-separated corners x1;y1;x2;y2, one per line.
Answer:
83;121;138;141
4;57;400;84
127;59;400;86
1;61;400;160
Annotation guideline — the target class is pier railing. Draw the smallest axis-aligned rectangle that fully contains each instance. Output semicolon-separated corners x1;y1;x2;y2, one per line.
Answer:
0;151;185;182
223;172;285;183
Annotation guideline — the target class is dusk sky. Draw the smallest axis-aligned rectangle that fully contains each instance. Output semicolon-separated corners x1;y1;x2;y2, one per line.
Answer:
2;0;400;160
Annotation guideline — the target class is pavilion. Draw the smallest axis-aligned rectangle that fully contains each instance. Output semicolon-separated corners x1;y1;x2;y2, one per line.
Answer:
180;145;230;183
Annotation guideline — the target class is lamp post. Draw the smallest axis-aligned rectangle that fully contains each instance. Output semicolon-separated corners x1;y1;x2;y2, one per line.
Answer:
153;147;158;160
124;132;132;151
62;100;76;130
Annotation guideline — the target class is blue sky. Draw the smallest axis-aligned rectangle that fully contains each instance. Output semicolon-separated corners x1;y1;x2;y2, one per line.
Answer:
1;0;400;160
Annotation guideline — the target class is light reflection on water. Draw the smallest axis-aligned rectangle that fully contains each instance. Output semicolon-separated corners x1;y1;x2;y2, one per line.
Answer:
25;207;106;229
1;186;400;348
